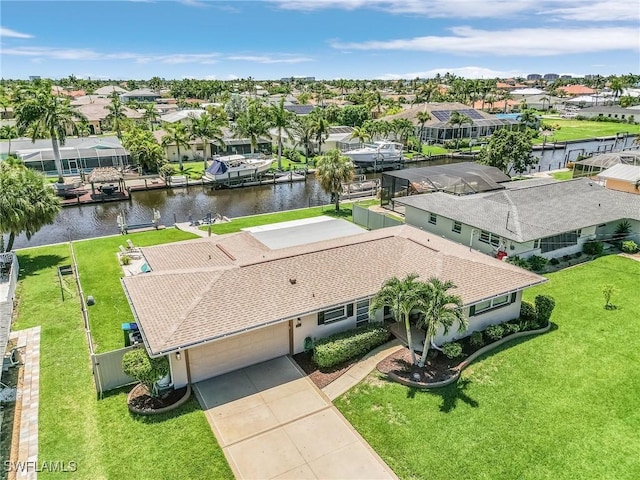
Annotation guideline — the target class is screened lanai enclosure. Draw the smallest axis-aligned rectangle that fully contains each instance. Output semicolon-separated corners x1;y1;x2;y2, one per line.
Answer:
380;162;511;208
572;151;640;178
10;137;130;177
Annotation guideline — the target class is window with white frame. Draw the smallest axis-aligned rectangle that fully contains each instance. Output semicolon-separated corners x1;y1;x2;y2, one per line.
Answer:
452;221;462;234
318;303;354;325
479;230;500;247
469;293;517;316
355;300;370;327
429;213;437;225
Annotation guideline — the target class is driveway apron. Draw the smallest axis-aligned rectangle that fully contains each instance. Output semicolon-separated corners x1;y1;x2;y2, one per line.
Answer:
194;356;397;480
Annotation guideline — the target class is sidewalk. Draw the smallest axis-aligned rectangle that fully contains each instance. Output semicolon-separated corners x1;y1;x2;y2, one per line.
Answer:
322;339;403;400
174;222;213;238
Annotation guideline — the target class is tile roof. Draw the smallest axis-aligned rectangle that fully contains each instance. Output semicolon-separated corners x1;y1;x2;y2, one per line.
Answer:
397;178;640;242
123;225;545;355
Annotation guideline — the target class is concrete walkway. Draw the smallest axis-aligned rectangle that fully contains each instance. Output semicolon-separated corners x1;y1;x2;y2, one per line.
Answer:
174;222;213;238
194;356;397;480
322;339;403;401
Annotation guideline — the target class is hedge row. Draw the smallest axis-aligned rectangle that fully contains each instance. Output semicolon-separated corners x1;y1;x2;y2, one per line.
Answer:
312;324;390;369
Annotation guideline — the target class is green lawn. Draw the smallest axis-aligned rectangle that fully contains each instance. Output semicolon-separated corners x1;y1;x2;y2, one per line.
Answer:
534;118;640;143
551;170;574;180
203;199;382;235
13;243;232;479
335;255;640;480
72;228;199;353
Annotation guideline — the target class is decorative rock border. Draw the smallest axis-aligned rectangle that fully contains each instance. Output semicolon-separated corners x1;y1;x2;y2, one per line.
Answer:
383;322;552;389
127;383;192;415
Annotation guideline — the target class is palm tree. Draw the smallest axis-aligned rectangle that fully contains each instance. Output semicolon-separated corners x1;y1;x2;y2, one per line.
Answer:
0;125;20;157
309;111;330;155
232;100;270;155
13;84;86;183
349;125;371;145
315;149;354;211
0;162;61;252
291;116;315;160
416;278;467;367
416;110;431;152
142;103;160;131
369;274;430;366
106;91;127;139
161;122;191;170
447;111;472;149
269;97;295;170
390;118;414;146
540;96;551;112
188;112;225;170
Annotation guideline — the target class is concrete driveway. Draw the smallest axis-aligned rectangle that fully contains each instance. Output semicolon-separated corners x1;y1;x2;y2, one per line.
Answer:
194;356;397;480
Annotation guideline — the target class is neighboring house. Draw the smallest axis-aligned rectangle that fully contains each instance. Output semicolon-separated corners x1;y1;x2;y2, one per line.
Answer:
160;109;206;124
396;178;640;259
573;151;640;177
120;88;161;103
6;136;129;175
284;104;315;116
280;125;359;154
576;106;638;123
557;85;596;97
74;100;143;135
597;164;640;194
94;85;129;96
383;102;519;144
121;221;546;386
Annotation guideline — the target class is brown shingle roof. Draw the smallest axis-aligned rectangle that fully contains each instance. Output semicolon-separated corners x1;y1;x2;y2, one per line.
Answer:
123;225;546;355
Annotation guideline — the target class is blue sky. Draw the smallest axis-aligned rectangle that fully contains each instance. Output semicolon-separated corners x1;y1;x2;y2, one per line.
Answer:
1;0;639;80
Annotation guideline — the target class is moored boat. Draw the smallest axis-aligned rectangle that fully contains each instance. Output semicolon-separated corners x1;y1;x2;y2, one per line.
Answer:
204;154;272;182
343;141;404;171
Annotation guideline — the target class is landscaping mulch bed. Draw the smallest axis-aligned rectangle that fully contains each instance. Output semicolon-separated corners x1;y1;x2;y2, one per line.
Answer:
376;347;459;384
292;351;365;390
128;384;189;413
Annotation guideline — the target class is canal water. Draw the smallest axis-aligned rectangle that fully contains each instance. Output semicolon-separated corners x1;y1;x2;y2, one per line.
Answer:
10;136;639;249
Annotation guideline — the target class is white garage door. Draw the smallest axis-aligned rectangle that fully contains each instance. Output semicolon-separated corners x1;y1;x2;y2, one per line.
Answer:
188;322;290;383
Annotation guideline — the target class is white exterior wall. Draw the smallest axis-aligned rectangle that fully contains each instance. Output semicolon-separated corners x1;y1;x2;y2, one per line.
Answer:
169;352;189;389
163;144;201;163
434;291;523;345
291;301;382;355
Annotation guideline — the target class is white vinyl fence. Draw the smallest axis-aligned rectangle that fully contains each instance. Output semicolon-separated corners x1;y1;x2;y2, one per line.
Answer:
352;204;403;230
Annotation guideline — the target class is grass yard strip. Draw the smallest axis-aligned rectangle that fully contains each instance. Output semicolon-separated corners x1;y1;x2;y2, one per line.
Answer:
534;118;639;143
335;255;640;480
72;228;199;353
551;170;574;180
13;242;232;480
204;199;381;235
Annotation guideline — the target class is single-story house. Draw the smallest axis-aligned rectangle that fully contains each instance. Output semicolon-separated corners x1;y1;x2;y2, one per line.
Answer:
121;221;546;386
94;85;129;97
395;178;640;259
120;88;161;103
576;106;638;123
275;125;359;155
160;109;206;124
573;151;640;177
4;136;130;175
597;164;640;194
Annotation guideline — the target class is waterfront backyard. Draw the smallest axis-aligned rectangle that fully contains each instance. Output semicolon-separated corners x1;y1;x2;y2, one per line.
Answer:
335;255;640;480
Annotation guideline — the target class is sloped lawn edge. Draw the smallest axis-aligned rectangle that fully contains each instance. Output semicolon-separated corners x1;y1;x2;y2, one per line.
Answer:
381;322;552;389
127;383;192;415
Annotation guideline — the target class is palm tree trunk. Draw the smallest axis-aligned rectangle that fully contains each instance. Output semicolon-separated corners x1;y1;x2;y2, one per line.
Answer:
202;138;208;171
277;128;283;170
417;334;430;367
405;315;418;364
177;146;183;171
5;232;16;253
51;134;64;183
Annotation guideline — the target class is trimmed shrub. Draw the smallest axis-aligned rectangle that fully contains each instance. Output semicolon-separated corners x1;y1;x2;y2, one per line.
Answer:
562;255;572;262
519;319;538;331
574;251;583;259
503;322;521;335
622;240;638;254
506;255;529;269
520;300;537;323
470;331;485;348
535;294;556;326
528;255;548;272
583;240;604;256
312;324;390;369
485;324;505;341
122;348;169;397
441;342;464;359
549;257;560;266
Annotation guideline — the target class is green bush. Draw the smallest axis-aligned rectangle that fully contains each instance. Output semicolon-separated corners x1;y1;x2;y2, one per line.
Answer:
527;255;548;272
518;318;538;331
622;240;638;254
583;240;604;256
469;331;485;348
506;255;529;269
312;324;390;369
562;255;572;262
485;324;505;341
122;348;169;397
574;251;583;259
441;342;464;359
520;300;537;323
535;294;556;326
549;257;560;266
503;322;521;335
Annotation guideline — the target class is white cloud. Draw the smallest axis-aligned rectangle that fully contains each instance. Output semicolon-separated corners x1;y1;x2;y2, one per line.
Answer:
179;0;209;7
0;27;34;38
377;66;527;80
270;0;639;21
332;26;639;56
226;55;313;64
